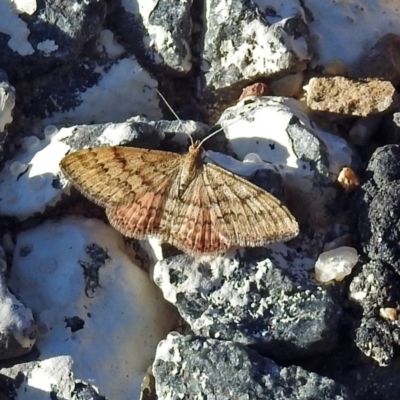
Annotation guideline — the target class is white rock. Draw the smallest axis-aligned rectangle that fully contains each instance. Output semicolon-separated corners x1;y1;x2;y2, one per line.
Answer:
0;128;73;219
0;79;15;131
315;247;358;283
42;56;162;126
0;272;36;357
122;0;192;73
0;1;34;55
305;0;400;68
3;217;177;399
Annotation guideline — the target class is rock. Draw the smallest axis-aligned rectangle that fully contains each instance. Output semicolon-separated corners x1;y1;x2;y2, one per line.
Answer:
315;247;358;283
349;34;400;85
0;254;36;360
270;72;304;98
0;69;15;164
108;0;193;74
238;83;270;101
353;145;400;365
305;77;397;116
1;217;178;399
357;145;400;273
349;115;383;146
153;333;350;399
0;0;107;81
19;56;162;126
153;250;342;360
200;0;310;98
0;70;14;133
305;2;400;70
337;167;360;192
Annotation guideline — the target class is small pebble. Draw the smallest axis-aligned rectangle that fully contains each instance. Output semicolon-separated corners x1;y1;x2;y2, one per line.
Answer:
315;246;358;283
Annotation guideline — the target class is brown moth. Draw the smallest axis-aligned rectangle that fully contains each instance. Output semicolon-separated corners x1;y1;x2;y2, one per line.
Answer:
60;97;299;256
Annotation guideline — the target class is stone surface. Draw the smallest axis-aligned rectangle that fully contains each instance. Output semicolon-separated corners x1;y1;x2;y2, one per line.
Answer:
350;34;400;85
109;0;193;74
305;77;397;116
315;246;358;283
19;56;162;126
0;0;107;81
153;333;350;400
0;268;36;361
153;250;342;360
349;260;400;366
353;145;400;365
304;1;400;70
238;82;270;101
357;145;400;273
200;0;310;97
1;217;178;399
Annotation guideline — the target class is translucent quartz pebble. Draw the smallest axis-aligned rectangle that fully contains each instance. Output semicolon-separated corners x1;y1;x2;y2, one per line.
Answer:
315;246;358;283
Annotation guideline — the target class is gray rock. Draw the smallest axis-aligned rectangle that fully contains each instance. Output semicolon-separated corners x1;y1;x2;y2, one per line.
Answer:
354;145;400;365
109;0;193;74
349;34;400;85
153;250;342;360
0;267;36;360
58;117;161;151
200;0;310;98
357;145;400;272
153;333;350;400
17;56;162;126
0;0;107;81
349;115;383;146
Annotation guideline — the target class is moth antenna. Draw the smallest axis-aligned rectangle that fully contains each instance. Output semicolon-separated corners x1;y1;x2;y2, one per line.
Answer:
156;89;194;146
198;116;242;148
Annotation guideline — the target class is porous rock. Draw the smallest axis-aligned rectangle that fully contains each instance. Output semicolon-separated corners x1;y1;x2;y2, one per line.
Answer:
153;249;342;360
153;333;350;400
305;77;397;117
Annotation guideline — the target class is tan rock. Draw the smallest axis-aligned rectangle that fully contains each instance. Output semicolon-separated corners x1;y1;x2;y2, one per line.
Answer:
305;77;397;116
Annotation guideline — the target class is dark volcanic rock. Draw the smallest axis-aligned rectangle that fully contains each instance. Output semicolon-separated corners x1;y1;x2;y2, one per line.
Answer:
153;333;350;400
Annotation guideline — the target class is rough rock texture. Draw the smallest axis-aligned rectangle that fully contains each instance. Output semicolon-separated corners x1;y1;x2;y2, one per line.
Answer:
305;1;400;70
306;77;397;116
0;272;36;361
200;0;310;97
358;145;400;273
153;333;350;400
0;0;107;81
109;0;193;74
353;145;400;365
154;250;342;360
18;56;162;126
